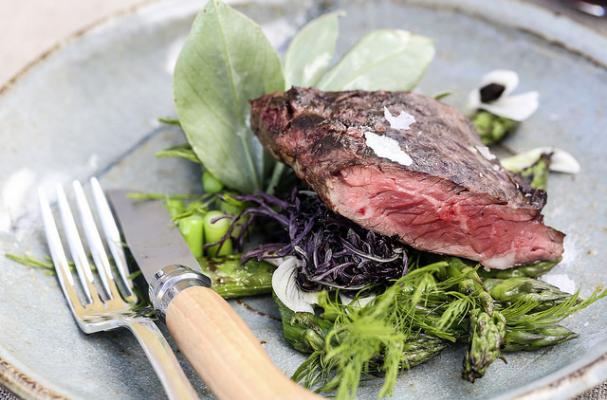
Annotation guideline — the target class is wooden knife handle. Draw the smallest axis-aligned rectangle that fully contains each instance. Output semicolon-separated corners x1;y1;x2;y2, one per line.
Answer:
166;286;322;400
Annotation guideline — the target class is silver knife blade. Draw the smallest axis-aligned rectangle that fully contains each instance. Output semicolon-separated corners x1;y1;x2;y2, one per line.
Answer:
107;190;200;283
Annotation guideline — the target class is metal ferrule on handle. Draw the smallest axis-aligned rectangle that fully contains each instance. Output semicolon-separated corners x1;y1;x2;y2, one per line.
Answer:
151;265;322;399
150;265;212;314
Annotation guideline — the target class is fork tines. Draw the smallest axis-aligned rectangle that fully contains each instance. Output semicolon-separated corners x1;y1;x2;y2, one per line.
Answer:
39;178;135;309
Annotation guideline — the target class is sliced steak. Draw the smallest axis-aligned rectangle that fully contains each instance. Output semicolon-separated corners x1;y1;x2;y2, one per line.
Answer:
250;87;564;269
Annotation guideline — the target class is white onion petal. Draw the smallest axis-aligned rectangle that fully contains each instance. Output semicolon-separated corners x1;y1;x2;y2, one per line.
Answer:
479;91;539;121
480;69;519;97
550;149;582;174
465;90;481;114
467;69;538;121
272;257;319;313
467;69;519;112
500;147;580;174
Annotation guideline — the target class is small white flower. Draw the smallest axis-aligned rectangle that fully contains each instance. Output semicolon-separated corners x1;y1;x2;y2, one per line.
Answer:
272;257;319;313
500;147;580;174
467;69;539;121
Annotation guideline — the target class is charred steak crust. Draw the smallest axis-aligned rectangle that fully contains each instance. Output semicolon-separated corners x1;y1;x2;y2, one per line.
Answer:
251;87;564;269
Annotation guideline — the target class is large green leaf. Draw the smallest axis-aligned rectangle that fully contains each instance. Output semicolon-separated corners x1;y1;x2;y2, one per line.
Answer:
284;11;342;87
174;0;284;193
317;30;434;91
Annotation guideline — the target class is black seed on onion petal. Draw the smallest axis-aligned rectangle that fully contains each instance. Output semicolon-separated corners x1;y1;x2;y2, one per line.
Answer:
480;83;506;103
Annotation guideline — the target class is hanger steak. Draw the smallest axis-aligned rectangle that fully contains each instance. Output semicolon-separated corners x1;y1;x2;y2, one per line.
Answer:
250;87;564;269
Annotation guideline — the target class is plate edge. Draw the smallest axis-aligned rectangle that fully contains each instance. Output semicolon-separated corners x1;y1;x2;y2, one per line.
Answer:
0;357;68;400
1;0;606;398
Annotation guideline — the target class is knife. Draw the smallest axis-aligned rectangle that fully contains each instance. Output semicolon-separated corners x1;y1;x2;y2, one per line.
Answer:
107;190;321;400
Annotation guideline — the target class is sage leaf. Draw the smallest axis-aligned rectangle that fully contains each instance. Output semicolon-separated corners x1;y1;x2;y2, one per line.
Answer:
174;0;284;193
317;29;434;91
284;11;342;87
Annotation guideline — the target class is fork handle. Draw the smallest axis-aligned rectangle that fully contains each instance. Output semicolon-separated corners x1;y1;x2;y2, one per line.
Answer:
127;318;199;400
166;286;322;400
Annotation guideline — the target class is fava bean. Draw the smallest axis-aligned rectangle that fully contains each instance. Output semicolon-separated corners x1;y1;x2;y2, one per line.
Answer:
202;171;224;194
165;198;185;219
203;210;232;256
178;214;204;258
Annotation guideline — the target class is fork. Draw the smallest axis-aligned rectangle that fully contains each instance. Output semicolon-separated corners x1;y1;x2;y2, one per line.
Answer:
39;178;199;400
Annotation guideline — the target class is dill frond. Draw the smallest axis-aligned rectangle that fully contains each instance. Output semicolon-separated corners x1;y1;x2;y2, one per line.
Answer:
5;253;55;275
285;259;606;397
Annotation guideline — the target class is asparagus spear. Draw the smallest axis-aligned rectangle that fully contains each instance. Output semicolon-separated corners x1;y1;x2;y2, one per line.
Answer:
503;325;577;352
462;309;506;382
363;333;448;380
198;256;275;298
471;110;518;145
447;258;494;314
275;295;332;353
484;277;573;309
401;334;448;368
479;258;560;279
446;258;508;382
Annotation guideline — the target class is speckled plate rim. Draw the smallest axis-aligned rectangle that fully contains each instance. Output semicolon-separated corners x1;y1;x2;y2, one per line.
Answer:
1;0;606;398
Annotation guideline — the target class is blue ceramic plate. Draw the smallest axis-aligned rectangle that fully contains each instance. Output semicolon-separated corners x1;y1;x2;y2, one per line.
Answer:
1;0;606;398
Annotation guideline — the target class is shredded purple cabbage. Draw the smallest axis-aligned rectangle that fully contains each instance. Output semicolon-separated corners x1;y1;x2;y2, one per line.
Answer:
222;189;408;291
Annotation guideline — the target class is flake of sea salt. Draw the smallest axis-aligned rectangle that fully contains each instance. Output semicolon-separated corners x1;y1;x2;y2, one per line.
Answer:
384;106;415;130
364;131;413;166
